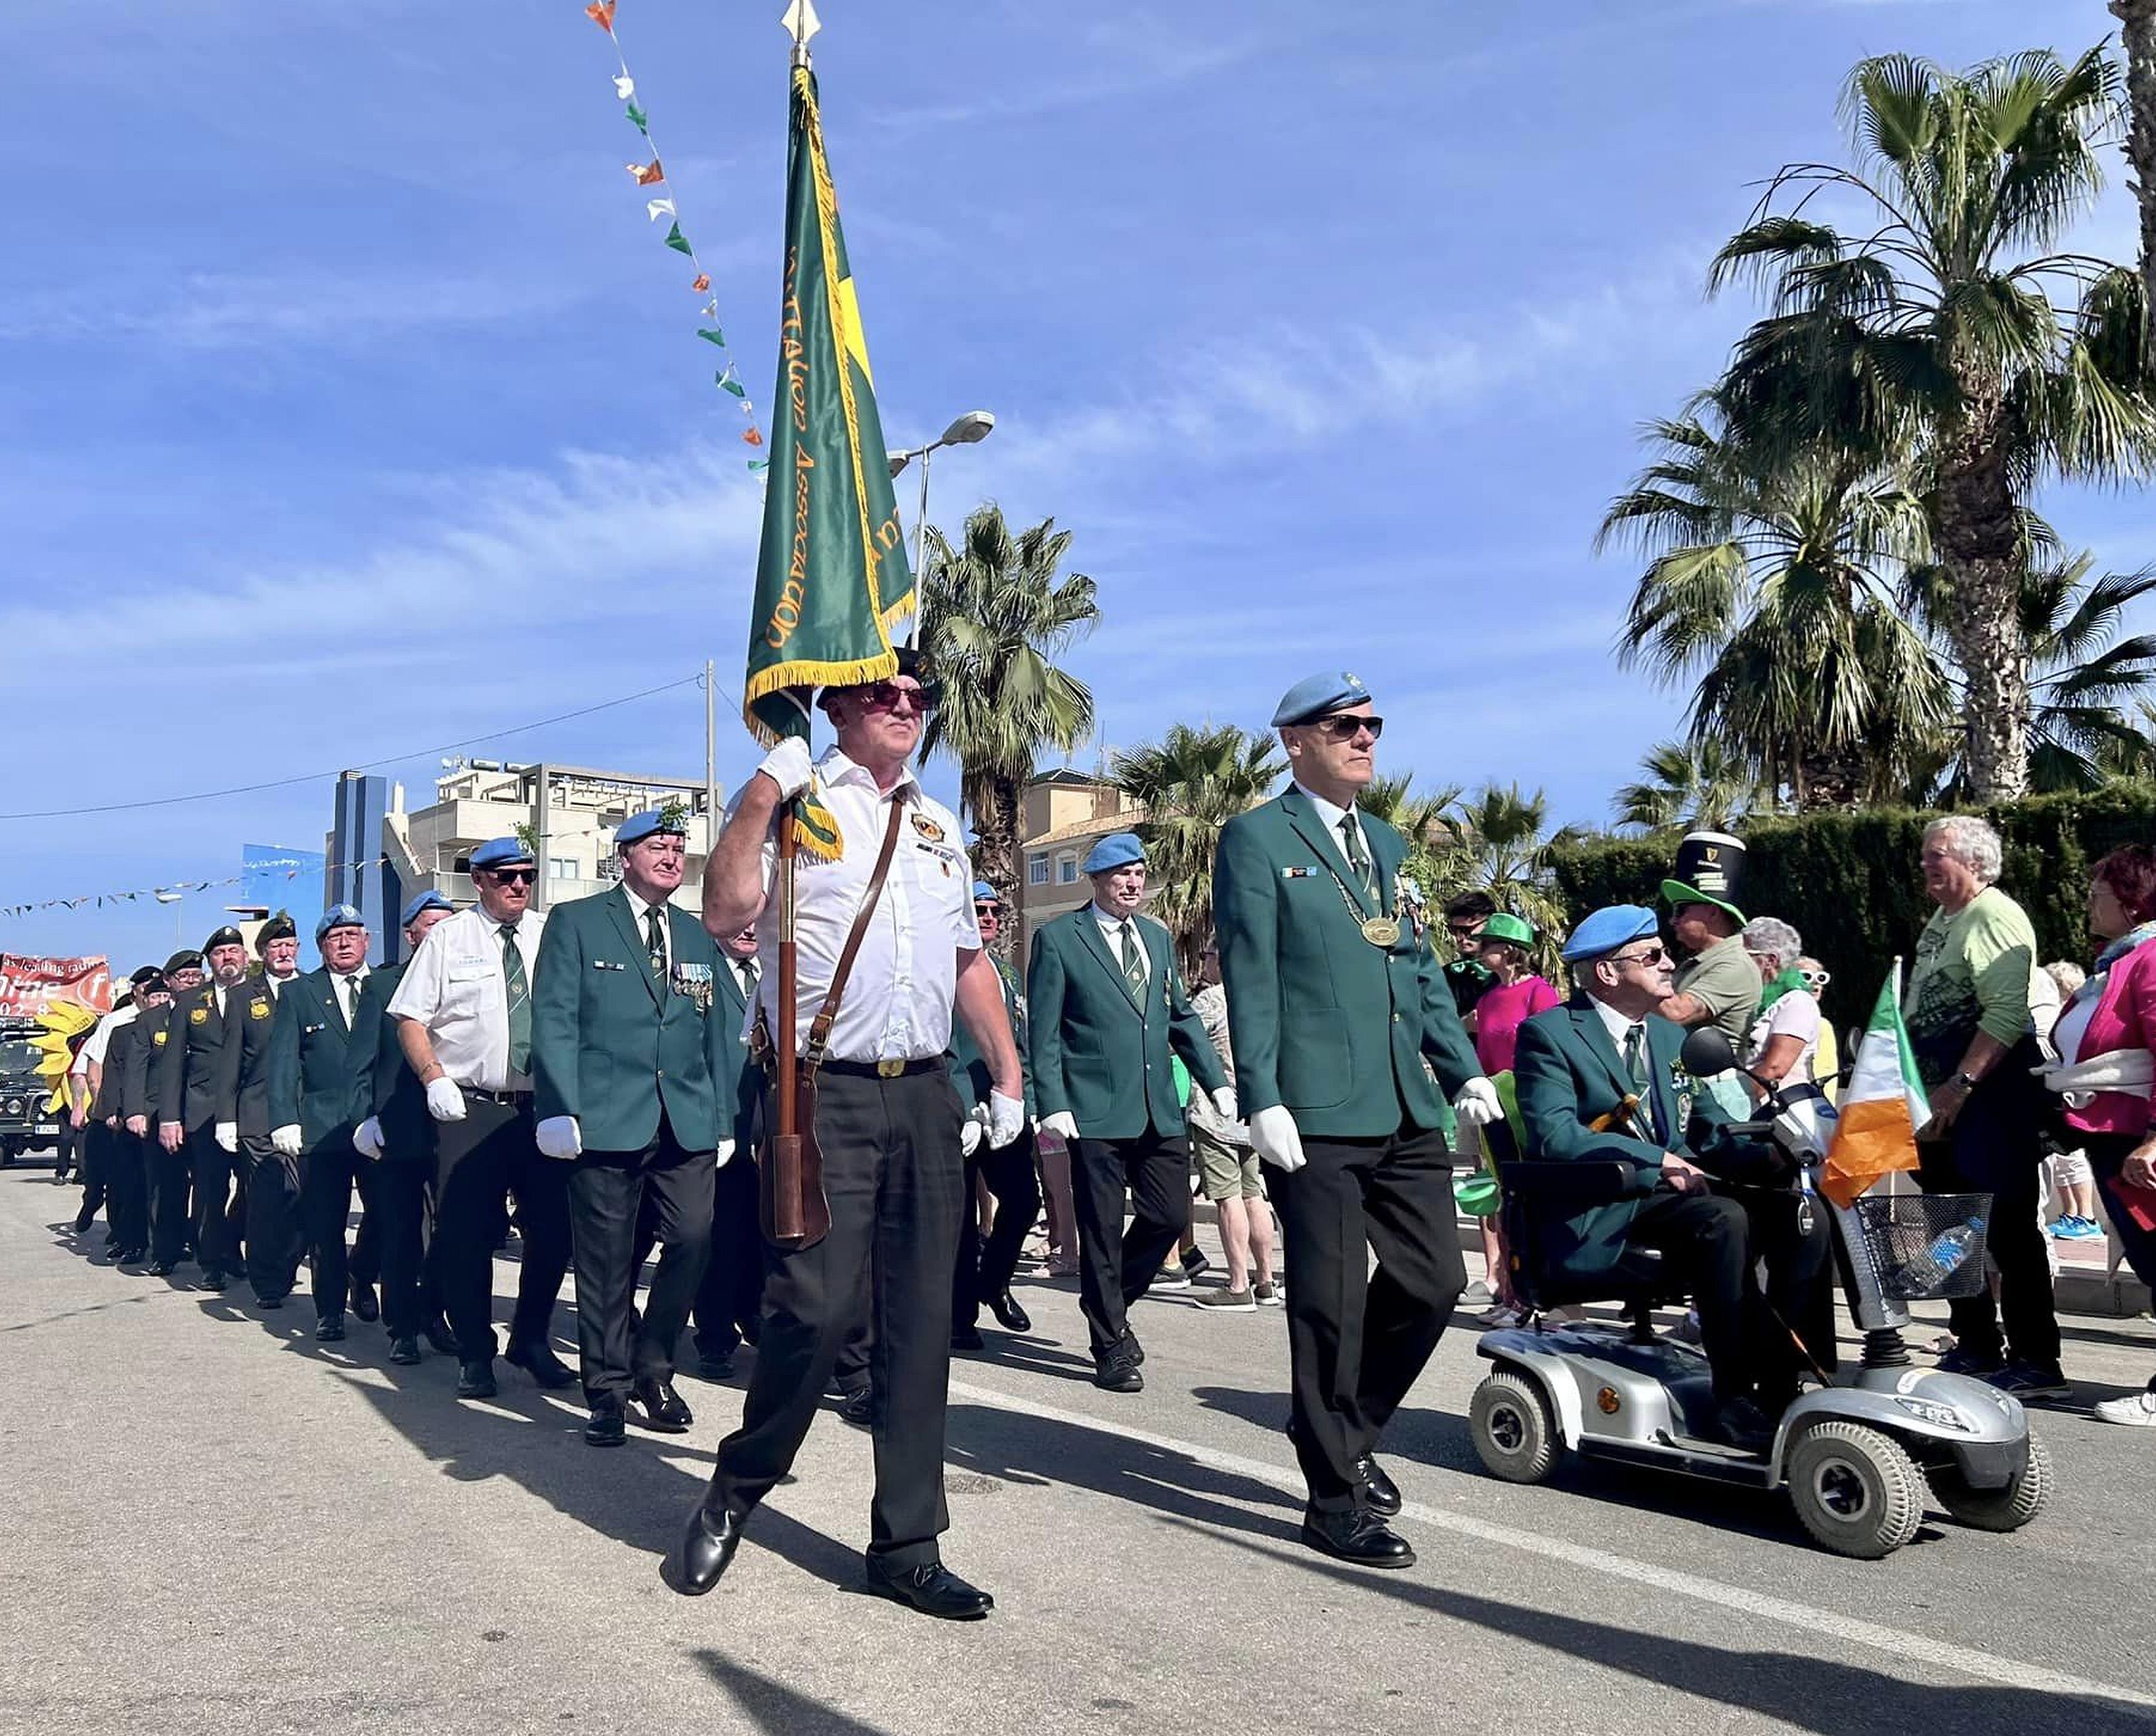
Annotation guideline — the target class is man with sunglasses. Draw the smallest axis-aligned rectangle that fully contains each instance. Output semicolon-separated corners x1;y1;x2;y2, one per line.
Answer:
1441;891;1498;1019
1512;904;1776;1452
1214;671;1502;1568
663;647;1024;1621
389;837;575;1400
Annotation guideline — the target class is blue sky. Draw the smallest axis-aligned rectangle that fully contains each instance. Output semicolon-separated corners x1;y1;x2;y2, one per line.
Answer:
3;0;2145;970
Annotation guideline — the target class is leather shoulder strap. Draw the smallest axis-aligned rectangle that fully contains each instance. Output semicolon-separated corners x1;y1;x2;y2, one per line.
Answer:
804;792;910;1064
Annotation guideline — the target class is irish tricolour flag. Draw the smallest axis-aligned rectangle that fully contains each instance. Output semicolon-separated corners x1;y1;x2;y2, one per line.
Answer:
1820;964;1930;1208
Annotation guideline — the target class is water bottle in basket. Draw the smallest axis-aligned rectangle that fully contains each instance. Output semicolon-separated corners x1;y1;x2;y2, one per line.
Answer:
1900;1216;1985;1294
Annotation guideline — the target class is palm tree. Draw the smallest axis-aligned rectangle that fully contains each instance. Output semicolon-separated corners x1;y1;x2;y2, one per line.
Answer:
1709;47;2156;800
1424;783;1582;976
1359;769;1461;930
1109;723;1284;973
1599;398;1947;806
1614;739;1774;835
918;505;1100;920
2118;1;2156;361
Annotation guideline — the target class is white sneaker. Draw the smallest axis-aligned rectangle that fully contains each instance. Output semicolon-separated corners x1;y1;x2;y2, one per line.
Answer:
1149;1270;1193;1294
2094;1389;2156;1427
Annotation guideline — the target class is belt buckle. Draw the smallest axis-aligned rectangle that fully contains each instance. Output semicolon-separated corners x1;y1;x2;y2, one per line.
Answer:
876;1058;906;1079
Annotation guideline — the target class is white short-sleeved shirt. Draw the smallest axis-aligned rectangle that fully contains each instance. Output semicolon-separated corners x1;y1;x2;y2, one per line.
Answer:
1747;990;1821;1085
387;904;548;1092
74;1004;136;1074
741;747;981;1064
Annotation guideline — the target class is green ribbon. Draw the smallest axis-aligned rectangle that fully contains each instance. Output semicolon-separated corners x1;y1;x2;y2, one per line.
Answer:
1757;966;1807;1011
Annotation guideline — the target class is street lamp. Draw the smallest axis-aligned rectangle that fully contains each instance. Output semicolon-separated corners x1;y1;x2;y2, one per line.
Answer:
888;409;995;642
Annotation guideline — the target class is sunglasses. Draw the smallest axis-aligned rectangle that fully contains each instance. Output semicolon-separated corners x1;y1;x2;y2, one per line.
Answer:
859;680;936;716
1447;922;1486;940
486;868;539;886
1799;969;1831;990
1308;713;1384;742
1609;944;1670;968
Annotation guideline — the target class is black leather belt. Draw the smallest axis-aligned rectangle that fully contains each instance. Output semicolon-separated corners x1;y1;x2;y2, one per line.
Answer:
461;1086;533;1105
818;1057;943;1080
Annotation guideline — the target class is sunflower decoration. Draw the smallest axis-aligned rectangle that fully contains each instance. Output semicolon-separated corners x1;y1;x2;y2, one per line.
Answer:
30;1000;98;1114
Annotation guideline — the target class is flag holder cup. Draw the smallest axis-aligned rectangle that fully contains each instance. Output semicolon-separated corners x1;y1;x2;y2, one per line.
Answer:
1464;1026;2046;1560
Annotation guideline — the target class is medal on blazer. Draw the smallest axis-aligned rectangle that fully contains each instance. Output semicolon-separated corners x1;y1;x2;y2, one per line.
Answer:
1360;915;1402;948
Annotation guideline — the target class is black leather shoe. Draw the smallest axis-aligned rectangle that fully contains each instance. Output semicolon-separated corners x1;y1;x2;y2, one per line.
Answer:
987;1290;1031;1333
387;1335;422;1366
1301;1505;1415;1568
145;1259;174;1277
315;1313;346;1343
200;1269;230;1293
1092;1357;1143;1394
257;1292;283;1310
456;1360;498;1400
695;1349;736;1382
505;1338;578;1391
839;1387;874;1429
1702;1398;1773;1456
661;1503;746;1596
950;1324;985;1352
584;1401;626;1447
1357;1454;1403;1517
1118;1327;1146;1367
73;1210;95;1233
349;1278;380;1323
630;1378;693;1433
423;1315;460;1356
864;1560;994;1621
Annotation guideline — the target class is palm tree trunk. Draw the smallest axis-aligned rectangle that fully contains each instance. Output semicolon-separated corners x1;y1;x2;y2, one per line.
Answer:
2118;0;2156;368
969;774;1022;961
1933;389;2031;801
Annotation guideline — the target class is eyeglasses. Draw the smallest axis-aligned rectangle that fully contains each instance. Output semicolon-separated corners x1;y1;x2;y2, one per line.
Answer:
1798;969;1831;990
1609;944;1670;969
1309;713;1384;742
1447;922;1486;941
859;680;935;716
487;868;539;886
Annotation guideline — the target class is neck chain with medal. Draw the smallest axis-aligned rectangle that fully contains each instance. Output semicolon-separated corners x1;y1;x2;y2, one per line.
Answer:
1318;828;1401;949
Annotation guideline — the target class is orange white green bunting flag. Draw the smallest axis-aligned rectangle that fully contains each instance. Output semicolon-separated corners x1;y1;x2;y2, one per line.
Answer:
1820;965;1930;1208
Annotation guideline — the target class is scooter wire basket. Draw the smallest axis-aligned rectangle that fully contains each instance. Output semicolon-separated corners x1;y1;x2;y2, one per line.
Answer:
1852;1190;1993;1301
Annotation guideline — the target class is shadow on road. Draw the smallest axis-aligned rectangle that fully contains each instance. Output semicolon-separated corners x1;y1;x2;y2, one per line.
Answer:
693;1651;893;1734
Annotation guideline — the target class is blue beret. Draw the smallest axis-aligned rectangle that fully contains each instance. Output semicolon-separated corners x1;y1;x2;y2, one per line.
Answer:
616;808;686;848
1271;670;1373;728
400;890;453;927
1561;904;1660;963
315;904;366;943
469;836;535;871
971;880;1001;904
1083;832;1147;874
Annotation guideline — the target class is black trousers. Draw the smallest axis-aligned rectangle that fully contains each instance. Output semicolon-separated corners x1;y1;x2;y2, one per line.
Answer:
149;1134;196;1265
242;1137;305;1302
1728;1187;1837;1395
1917;1036;2058;1368
1624;1188;1753;1405
1270;1125;1464;1509
77;1122;111;1226
690;1152;768;1361
705;1066;965;1570
954;1127;1041;1328
185;1127;240;1275
96;1126;150;1251
1071;1128;1190;1359
568;1117;715;1405
373;1155;441;1340
303;1134;377;1320
433;1094;571;1363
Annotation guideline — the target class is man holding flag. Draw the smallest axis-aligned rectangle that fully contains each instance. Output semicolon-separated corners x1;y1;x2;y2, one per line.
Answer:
662;14;1023;1621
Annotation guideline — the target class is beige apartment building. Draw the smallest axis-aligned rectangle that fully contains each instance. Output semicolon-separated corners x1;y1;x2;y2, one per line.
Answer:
1013;768;1148;964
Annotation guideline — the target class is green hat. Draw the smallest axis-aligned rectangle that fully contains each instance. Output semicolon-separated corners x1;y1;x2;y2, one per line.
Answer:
1480;913;1535;948
1660;830;1747;926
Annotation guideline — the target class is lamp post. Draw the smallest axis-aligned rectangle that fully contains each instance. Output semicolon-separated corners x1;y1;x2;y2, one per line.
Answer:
888;409;994;644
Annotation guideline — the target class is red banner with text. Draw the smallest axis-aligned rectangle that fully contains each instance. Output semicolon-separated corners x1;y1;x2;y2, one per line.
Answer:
0;955;112;1018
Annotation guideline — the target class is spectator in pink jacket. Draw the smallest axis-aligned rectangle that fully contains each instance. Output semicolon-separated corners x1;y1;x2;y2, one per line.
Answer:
2042;844;2156;1428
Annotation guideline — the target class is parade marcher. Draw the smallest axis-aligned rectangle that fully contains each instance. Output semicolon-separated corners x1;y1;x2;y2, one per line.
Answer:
1029;835;1228;1390
684;919;766;1382
266;906;375;1339
122;953;201;1262
81;967;165;1259
950;883;1039;1350
156;927;248;1287
222;913;303;1308
532;807;723;1447
352;892;456;1365
1213;672;1502;1567
663;649;1024;1620
1660;832;1763;1055
1216;677;1500;1570
389;837;575;1399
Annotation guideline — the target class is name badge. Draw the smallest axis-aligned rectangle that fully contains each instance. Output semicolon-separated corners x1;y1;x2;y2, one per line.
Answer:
249;999;271;1020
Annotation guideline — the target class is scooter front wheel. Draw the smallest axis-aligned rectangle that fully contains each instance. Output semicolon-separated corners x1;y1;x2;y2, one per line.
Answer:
1470;1370;1559;1485
1784;1421;1925;1559
1931;1432;2051;1533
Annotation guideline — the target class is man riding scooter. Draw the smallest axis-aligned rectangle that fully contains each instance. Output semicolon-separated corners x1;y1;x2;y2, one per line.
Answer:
1511;904;1831;1452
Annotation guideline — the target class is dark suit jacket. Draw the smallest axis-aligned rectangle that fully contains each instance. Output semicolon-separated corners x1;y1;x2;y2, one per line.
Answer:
120;1006;175;1123
157;983;234;1132
1027;908;1224;1140
267;968;365;1150
950;953;1036;1119
101;1018;141;1122
1213;787;1480;1138
349;962;432;1163
711;951;761;1154
216;976;284;1138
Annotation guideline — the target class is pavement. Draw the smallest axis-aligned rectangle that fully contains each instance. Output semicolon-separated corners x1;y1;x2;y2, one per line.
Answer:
5;1160;2156;1736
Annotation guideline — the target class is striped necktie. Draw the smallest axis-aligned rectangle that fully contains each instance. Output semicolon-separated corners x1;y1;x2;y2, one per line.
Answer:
500;924;531;1074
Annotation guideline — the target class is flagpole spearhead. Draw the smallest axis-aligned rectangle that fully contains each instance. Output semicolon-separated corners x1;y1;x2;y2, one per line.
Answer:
781;0;821;66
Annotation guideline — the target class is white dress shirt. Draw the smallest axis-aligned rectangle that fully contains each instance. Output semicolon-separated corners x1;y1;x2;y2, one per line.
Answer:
741;747;981;1062
387;904;547;1091
623;885;674;978
330;966;369;1029
1296;783;1375;890
1090;903;1151;994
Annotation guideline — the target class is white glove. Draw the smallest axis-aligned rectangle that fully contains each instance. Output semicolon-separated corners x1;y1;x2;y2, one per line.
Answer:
352;1117;384;1159
985;1090;1025;1150
535;1115;582;1160
960;1113;985;1158
1248;1104;1307;1173
714;1137;735;1169
1453;1076;1503;1128
1210;1085;1238;1122
214;1121;238;1154
1039;1110;1078;1143
271;1124;302;1157
755;736;814;802
425;1077;467;1122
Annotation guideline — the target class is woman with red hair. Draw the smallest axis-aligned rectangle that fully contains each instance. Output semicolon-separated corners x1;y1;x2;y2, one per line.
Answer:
2042;844;2156;1427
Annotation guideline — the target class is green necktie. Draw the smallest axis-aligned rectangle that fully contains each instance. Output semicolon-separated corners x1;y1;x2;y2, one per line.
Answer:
341;974;361;1029
738;958;758;999
1623;1023;1661;1141
501;923;532;1074
645;908;667;980
1338;813;1377;902
1118;922;1147;1001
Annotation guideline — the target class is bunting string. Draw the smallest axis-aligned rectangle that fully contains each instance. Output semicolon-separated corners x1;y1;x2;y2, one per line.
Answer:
0;855;393;922
586;1;769;470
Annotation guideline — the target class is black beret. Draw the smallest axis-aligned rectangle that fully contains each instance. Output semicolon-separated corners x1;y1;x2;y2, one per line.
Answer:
162;951;201;974
203;926;244;952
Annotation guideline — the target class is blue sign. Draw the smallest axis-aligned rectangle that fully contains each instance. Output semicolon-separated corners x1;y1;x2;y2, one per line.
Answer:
242;843;327;958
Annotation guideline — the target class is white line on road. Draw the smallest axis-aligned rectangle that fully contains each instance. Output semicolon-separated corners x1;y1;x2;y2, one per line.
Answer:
950;1377;2156;1718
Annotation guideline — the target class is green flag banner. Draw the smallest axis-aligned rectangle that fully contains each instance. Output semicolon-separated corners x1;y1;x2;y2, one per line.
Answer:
741;65;912;859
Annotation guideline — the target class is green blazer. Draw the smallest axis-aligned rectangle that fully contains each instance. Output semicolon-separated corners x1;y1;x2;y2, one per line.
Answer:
1213;788;1480;1139
1027;908;1225;1140
1512;998;1734;1280
710;950;761;1154
349;962;432;1161
531;886;722;1154
950;953;1036;1120
264;969;366;1149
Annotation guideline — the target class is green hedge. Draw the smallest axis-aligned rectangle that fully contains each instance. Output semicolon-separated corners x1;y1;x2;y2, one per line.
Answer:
1546;784;2156;1032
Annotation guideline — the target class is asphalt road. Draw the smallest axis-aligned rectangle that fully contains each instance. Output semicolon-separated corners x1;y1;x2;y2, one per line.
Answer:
4;1164;2155;1736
